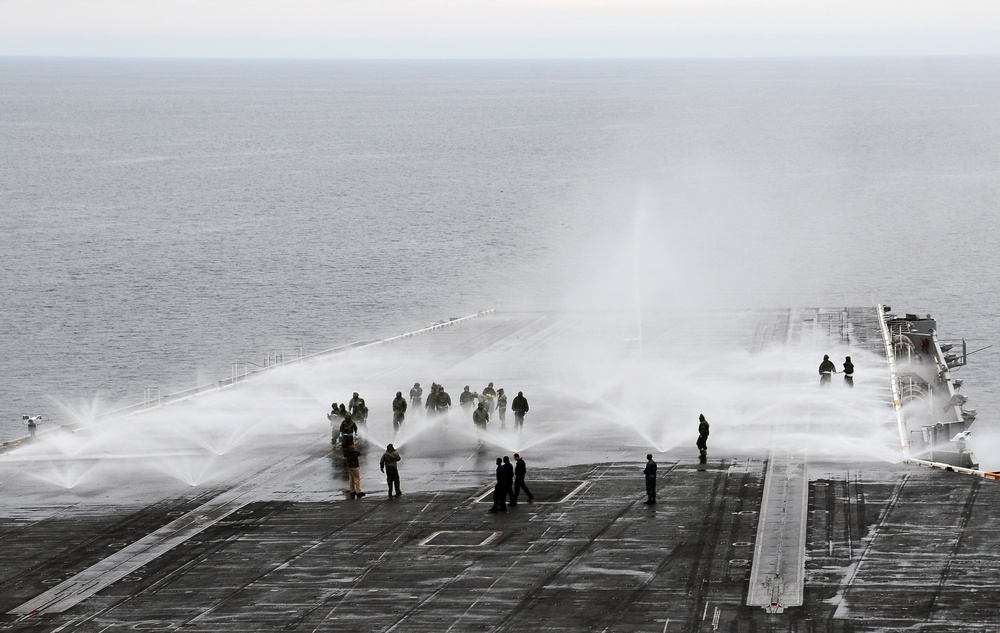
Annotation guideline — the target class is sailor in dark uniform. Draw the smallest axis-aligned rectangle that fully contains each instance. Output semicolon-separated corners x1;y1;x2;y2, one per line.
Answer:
696;414;710;463
489;458;508;512
512;453;534;503
818;355;837;386
460;386;476;417
391;391;407;433
843;356;855;388
643;454;657;504
511;391;529;431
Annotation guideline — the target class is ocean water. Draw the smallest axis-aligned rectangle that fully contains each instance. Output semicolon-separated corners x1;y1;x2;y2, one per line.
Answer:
2;57;999;442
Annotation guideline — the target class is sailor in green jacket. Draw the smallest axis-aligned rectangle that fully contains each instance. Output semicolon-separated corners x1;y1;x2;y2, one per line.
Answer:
380;444;402;497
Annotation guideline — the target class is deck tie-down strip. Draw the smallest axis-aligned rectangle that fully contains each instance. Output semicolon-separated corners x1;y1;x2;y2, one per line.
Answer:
9;451;315;616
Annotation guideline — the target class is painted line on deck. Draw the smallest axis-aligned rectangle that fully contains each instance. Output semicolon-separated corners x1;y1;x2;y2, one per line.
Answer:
8;451;319;616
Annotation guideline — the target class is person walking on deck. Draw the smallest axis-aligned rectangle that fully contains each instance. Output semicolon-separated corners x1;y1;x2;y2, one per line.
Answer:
513;453;534;503
338;414;358;447
391;391;407;434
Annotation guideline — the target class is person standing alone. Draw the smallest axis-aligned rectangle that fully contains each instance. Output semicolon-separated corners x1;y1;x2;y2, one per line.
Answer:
643;453;657;505
696;414;710;463
511;391;529;432
380;443;402;497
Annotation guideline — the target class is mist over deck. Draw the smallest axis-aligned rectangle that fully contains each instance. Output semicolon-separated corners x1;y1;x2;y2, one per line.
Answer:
2;308;998;631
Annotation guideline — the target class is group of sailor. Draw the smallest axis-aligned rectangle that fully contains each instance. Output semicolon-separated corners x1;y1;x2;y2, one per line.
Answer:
328;393;368;448
409;381;529;433
329;383;530;448
459;383;514;430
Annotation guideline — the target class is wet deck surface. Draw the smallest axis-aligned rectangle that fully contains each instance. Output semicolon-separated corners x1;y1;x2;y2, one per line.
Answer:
2;309;999;631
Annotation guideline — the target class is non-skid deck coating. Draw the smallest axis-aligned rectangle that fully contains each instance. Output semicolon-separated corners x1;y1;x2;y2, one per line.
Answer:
1;308;999;631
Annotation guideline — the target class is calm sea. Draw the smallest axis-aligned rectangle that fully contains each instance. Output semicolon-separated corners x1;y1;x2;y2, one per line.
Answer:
2;57;999;441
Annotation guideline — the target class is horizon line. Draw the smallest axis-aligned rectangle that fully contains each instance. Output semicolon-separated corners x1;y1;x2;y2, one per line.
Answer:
3;52;1000;61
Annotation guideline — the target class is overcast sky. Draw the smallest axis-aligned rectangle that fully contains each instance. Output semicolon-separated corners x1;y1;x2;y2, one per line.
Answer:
2;0;1000;58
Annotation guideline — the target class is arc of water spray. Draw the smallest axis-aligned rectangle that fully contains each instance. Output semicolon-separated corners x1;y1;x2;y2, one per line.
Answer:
633;206;644;362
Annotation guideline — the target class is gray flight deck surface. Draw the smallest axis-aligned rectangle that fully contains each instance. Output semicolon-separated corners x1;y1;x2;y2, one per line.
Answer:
2;309;999;632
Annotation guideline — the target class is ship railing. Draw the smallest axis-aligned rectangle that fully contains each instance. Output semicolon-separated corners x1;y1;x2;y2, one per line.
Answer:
9;309;499;437
265;347;303;368
143;387;161;409
878;304;910;455
230;360;265;384
905;457;1000;481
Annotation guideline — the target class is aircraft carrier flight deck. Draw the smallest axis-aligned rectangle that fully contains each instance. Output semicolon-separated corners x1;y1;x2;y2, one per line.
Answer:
1;307;998;632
